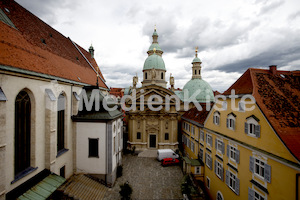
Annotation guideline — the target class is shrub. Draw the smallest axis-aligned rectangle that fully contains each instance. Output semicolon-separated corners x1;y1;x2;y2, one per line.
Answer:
119;182;132;200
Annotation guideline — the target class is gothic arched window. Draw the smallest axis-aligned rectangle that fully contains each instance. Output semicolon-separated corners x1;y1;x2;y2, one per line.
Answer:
57;93;66;153
15;91;31;176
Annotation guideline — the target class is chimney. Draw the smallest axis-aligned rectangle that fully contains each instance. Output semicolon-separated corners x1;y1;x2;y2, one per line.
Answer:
269;65;277;75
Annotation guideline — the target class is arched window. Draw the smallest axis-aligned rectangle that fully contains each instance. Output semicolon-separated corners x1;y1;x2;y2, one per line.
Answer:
216;191;224;200
195;70;197;75
57;93;66;153
161;72;163;79
15;91;31;175
145;72;147;79
227;113;236;130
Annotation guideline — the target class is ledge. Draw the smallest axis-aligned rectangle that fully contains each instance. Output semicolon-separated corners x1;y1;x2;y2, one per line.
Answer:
215;154;223;162
250;179;269;194
227;163;238;172
56;148;69;158
11;167;38;184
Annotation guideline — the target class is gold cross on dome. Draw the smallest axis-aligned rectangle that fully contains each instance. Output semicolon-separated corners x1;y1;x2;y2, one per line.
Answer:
195;46;198;52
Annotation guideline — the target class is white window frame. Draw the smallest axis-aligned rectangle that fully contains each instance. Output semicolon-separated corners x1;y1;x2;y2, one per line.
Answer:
191;126;195;135
229;146;237;161
206;153;212;169
227;114;235;130
191;141;194;152
254;158;265;179
213;111;220;125
206;134;212;147
200;130;204;142
215;160;223;179
216;191;224;200
229;171;237;191
206;176;210;189
254;189;266;200
246;117;260;137
195;166;201;175
216;139;223;153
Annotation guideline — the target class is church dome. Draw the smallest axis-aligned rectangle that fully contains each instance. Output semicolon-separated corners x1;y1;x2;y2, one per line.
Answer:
182;78;214;102
192;57;201;63
148;43;162;51
143;53;166;71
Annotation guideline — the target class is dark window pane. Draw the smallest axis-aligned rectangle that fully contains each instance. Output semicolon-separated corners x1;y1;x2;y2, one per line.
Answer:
57;94;65;152
15;91;31;176
89;138;99;157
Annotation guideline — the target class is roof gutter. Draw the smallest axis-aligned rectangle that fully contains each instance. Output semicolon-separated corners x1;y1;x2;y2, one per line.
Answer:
69;38;109;89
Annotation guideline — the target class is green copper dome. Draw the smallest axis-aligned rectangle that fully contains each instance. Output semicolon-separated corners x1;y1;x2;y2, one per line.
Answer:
192;57;201;63
153;29;158;36
143;53;166;70
181;78;214;102
148;43;162;51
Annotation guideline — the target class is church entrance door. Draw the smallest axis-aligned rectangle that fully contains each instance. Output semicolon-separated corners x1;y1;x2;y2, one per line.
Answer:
149;134;156;148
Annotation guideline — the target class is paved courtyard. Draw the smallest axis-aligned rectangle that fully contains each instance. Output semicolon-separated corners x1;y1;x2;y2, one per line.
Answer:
104;151;184;200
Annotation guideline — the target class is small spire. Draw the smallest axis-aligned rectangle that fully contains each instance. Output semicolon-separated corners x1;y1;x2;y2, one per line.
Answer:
154;24;157;31
195;46;198;57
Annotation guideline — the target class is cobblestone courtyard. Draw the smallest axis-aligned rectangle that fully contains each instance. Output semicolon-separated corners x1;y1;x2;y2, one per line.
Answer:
104;152;184;199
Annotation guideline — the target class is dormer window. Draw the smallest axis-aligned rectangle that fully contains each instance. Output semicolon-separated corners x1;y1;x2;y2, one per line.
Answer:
226;113;236;130
213;111;220;125
245;115;260;137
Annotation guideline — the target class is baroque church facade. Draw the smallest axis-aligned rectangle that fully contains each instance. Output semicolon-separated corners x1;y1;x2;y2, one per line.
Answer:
125;28;215;151
125;28;181;150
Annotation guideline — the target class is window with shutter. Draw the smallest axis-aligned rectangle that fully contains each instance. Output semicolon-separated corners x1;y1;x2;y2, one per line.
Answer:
245;122;248;134
225;170;229;186
235;149;240;164
248;188;255;200
255;125;261;137
264;164;271;183
235;177;240;195
249;156;254;172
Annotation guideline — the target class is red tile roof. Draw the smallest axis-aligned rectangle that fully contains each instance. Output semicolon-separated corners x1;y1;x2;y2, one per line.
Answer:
109;87;124;98
0;0;107;88
182;104;213;125
223;67;300;162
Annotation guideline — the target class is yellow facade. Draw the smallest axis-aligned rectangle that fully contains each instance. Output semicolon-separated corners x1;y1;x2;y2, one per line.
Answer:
200;98;300;200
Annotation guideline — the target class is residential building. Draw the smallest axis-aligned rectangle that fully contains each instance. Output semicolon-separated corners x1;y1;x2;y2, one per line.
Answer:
200;66;300;200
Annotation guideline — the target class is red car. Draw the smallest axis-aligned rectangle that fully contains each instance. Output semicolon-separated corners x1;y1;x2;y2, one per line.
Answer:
161;158;180;166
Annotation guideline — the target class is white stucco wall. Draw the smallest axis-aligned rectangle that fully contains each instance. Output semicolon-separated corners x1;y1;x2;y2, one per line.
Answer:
76;122;106;174
0;73;79;192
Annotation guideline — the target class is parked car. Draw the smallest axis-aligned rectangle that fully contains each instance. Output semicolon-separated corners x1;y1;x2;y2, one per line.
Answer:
157;149;179;161
161;158;180;166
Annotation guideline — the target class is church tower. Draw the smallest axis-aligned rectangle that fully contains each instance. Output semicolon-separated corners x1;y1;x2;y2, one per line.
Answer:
141;27;167;88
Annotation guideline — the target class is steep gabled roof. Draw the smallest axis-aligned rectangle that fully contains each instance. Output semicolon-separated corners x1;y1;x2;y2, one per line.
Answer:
223;67;300;162
182;104;213;126
0;0;107;88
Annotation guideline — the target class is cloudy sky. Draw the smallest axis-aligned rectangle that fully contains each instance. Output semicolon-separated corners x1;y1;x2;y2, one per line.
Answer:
16;0;300;92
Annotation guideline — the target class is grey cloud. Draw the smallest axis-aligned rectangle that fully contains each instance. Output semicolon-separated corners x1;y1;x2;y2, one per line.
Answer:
259;0;285;15
16;0;81;25
215;45;300;73
288;10;300;20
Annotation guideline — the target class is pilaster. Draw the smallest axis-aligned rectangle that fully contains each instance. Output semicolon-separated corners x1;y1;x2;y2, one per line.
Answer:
0;101;6;200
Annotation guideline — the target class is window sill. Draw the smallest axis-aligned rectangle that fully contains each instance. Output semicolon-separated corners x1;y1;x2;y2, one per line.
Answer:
56;148;69;158
88;156;99;158
11;167;38;184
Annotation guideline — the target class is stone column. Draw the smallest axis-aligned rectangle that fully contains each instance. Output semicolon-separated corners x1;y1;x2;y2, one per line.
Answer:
45;92;57;172
0;101;6;200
